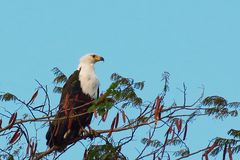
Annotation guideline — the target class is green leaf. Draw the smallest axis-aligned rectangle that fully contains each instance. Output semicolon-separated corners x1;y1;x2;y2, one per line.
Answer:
232;145;240;154
134;81;145;90
210;146;221;156
161;72;170;93
202;96;227;107
205;106;238;119
228;102;240;108
174;149;190;157
86;143;126;160
228;129;240;139
141;138;162;148
53;75;67;84
87;104;97;113
111;73;122;81
0;93;17;102
52;67;67;84
7;155;14;160
53;86;63;93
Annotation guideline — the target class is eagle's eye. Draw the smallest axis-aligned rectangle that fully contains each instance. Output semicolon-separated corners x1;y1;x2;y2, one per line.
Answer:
92;55;96;58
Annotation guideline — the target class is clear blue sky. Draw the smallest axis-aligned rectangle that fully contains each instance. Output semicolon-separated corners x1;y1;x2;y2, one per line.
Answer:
0;0;240;159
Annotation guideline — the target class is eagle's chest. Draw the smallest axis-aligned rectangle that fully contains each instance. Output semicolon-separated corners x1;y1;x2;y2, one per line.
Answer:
79;70;99;99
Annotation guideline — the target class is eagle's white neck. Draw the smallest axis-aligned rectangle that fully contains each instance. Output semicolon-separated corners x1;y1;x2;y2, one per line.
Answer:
78;63;99;99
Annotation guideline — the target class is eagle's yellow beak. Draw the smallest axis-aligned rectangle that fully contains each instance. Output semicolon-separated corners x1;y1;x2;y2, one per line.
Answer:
94;55;104;62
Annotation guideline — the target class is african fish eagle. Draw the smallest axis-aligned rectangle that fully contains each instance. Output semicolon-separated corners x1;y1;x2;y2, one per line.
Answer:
46;53;104;150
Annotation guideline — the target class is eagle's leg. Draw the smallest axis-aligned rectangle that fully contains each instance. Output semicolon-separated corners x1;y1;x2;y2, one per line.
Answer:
87;126;99;140
78;127;88;138
78;126;99;140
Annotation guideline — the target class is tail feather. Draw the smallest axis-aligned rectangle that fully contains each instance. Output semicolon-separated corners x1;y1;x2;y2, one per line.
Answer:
45;111;94;151
46;120;68;151
46;119;82;151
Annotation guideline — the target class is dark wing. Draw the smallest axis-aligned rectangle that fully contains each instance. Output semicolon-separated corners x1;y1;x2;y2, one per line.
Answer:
46;69;95;150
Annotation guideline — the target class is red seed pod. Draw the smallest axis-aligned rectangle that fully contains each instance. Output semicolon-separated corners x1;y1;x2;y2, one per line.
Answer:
26;141;31;155
30;141;35;156
115;113;119;128
175;119;183;134
164;124;172;140
204;141;218;157
155;96;162;108
228;144;233;160
204;154;209;160
154;96;161;121
223;144;227;160
108;117;116;137
158;105;163;119
183;123;188;140
179;119;182;133
170;128;175;143
162;128;170;154
207;141;218;153
9;128;21;144
154;107;159;121
168;124;173;134
8;112;17;129
27;90;39;105
121;111;126;123
102;110;108;122
33;142;37;156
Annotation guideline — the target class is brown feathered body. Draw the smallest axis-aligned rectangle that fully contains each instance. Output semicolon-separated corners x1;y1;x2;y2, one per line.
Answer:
46;54;103;151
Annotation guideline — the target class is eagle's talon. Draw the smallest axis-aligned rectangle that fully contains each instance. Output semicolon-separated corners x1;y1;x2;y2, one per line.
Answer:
88;128;99;140
79;128;88;137
64;129;71;139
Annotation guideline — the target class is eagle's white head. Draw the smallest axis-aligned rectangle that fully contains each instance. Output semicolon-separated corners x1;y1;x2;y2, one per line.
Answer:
78;53;104;99
78;53;104;67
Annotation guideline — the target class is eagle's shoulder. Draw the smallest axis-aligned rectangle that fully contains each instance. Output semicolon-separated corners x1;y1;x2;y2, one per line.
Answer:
63;70;80;87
